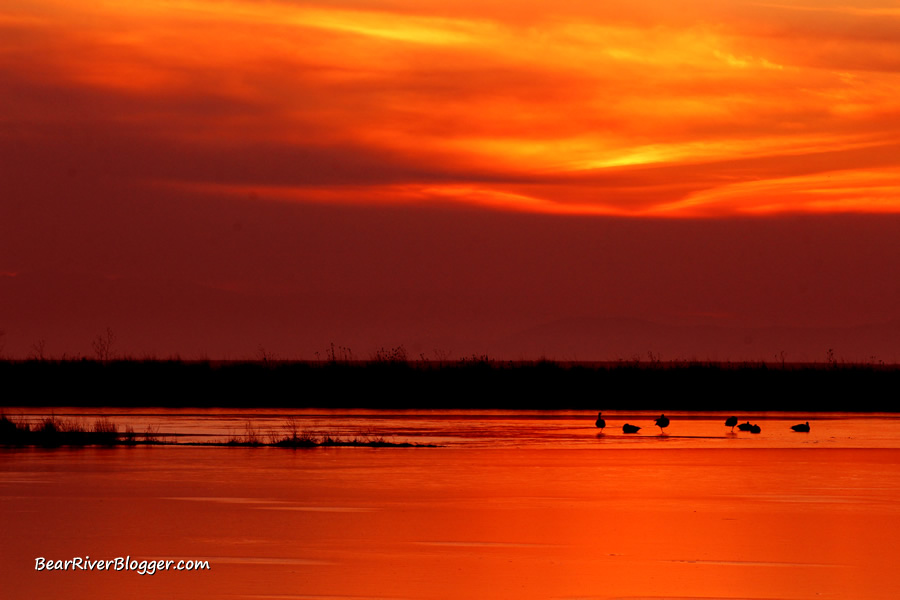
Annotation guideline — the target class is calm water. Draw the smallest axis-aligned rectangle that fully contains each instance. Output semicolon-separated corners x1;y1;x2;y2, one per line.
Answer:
4;408;900;448
3;410;900;599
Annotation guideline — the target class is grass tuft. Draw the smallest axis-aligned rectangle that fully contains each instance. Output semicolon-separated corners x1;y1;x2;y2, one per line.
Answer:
92;418;119;446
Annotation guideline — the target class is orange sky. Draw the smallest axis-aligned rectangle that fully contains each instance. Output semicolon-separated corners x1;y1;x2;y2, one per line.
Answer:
2;1;900;359
4;0;900;215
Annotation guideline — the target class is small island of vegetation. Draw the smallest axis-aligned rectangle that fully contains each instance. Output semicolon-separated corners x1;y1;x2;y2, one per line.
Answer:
0;415;435;448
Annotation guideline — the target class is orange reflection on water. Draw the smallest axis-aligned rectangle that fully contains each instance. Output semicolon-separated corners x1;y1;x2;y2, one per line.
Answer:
3;445;900;599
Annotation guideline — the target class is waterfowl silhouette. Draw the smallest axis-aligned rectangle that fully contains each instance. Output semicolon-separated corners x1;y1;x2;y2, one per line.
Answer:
622;423;641;434
749;424;761;434
791;421;810;432
655;413;670;434
737;421;753;432
595;412;606;431
725;416;738;431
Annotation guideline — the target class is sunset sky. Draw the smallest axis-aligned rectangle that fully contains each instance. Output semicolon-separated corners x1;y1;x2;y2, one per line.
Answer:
2;0;900;361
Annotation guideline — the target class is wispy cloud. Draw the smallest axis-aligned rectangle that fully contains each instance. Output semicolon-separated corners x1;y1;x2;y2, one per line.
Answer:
2;0;899;216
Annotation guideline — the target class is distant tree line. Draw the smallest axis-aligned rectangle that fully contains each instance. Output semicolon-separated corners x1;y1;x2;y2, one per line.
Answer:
0;358;897;411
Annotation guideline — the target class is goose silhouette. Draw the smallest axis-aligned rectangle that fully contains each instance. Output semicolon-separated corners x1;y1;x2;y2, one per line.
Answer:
749;424;761;434
622;423;641;434
595;412;606;431
737;421;753;432
791;421;810;432
725;416;738;431
655;413;670;434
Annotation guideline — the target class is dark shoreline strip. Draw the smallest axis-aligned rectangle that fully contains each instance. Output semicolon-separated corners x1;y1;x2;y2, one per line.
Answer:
3;359;899;411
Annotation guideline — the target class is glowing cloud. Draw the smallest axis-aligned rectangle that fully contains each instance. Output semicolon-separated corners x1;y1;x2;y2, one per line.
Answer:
2;0;900;216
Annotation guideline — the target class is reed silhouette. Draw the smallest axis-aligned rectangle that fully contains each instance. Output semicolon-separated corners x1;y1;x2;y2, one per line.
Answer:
0;415;129;447
0;414;430;448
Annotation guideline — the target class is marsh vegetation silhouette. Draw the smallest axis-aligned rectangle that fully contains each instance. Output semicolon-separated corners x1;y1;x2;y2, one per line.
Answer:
2;357;900;411
0;415;429;448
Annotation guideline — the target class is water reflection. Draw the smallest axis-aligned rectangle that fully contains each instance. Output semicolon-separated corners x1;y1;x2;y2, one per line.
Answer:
3;411;900;599
3;444;900;599
4;409;900;449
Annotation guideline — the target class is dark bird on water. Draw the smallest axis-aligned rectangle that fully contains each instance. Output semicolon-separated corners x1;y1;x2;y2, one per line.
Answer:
623;423;641;434
595;412;606;431
750;424;762;434
725;416;738;431
791;421;811;432
737;422;753;432
655;414;670;434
